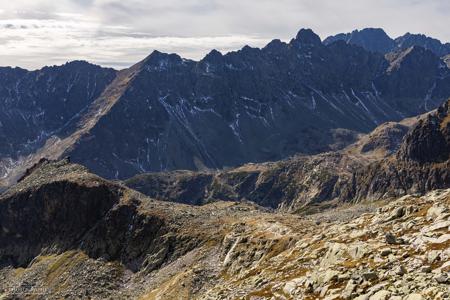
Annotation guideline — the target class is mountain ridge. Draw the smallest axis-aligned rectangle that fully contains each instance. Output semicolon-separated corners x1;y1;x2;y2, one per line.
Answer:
324;28;450;57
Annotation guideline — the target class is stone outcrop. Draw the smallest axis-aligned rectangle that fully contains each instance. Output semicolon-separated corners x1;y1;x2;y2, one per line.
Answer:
345;99;450;201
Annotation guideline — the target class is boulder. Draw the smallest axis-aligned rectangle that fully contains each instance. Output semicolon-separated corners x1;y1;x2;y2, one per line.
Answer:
404;294;424;300
368;290;390;300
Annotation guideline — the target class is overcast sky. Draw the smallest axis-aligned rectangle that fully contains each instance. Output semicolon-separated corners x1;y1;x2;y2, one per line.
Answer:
1;0;449;70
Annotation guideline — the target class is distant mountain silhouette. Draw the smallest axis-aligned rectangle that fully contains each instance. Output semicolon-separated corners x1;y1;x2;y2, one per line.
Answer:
324;28;450;57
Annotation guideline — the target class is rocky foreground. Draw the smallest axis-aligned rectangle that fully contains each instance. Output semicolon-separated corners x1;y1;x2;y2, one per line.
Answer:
200;190;450;299
0;160;449;299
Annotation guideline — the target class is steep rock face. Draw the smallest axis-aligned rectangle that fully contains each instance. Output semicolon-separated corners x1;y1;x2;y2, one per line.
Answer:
126;152;366;212
0;64;139;188
0;62;116;183
380;47;448;113
344;159;450;201
395;33;450;57
346;99;450;201
56;31;450;179
0;62;116;159
325;28;450;57
398;101;450;163
0;161;120;268
0;160;207;274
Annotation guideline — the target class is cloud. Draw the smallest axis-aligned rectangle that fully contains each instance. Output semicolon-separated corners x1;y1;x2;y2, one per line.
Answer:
0;0;449;70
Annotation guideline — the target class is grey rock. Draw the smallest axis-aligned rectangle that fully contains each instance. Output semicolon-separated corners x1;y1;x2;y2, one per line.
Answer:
420;266;432;273
434;273;448;284
380;248;392;257
404;294;424;300
385;232;398;244
368;290;390;300
362;271;378;281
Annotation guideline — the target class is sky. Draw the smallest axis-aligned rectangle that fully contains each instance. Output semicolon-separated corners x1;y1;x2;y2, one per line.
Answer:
0;0;449;70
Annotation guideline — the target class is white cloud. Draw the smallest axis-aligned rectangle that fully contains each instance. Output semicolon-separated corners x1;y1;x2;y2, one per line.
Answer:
0;0;449;70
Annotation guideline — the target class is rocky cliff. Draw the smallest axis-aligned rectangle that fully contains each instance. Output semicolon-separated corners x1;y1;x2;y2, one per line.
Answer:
345;99;450;202
0;62;116;161
0;159;253;298
125;152;363;212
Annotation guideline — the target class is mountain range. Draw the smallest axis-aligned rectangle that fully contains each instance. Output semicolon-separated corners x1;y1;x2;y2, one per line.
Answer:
324;28;450;57
1;26;450;299
1;28;450;188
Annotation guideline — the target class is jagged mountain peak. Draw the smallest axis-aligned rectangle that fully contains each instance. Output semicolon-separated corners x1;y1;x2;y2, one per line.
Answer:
37;60;112;74
199;49;224;72
351;27;391;39
356;27;388;34
262;39;288;53
395;32;450;57
203;49;223;60
0;60;110;76
324;27;395;54
290;28;322;48
1;27;450;184
325;28;450;57
142;50;184;69
239;44;261;54
62;60;101;68
0;66;28;73
385;45;439;73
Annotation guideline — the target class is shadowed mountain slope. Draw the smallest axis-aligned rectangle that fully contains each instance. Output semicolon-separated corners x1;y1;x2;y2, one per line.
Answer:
126;99;450;211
